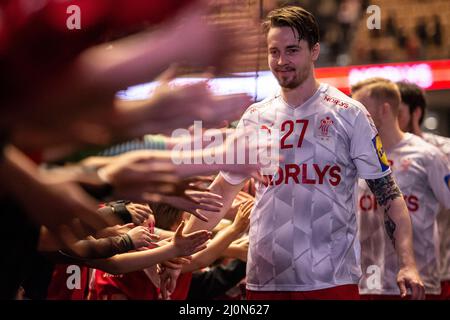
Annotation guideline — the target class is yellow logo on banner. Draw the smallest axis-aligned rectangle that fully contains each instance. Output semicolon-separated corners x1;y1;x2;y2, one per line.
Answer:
373;135;390;171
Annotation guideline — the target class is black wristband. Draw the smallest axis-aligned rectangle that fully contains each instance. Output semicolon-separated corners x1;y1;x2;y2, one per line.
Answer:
108;200;132;224
121;233;135;251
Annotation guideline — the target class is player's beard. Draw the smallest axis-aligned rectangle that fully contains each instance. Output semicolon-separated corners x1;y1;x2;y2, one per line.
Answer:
274;63;311;89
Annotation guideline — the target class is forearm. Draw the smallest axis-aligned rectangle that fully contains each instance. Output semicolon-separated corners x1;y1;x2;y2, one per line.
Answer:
183;226;240;273
88;244;178;274
184;176;244;232
385;198;416;268
0;145;41;198
223;245;247;262
366;174;417;268
77;28;185;100
62;234;133;259
42;163;115;201
154;227;175;240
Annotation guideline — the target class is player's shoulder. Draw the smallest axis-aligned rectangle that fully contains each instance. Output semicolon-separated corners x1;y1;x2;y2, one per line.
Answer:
422;132;450;155
321;84;368;121
407;133;447;159
240;94;279;120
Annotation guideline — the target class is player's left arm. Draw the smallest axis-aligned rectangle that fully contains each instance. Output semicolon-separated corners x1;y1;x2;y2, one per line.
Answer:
365;173;425;300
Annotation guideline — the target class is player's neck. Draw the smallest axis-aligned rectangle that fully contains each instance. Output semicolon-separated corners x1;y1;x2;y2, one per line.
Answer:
411;123;424;137
280;76;320;108
379;123;405;150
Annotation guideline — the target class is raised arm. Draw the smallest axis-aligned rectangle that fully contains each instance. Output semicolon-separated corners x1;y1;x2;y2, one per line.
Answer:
183;174;247;233
365;173;425;300
182;200;252;273
87;221;210;275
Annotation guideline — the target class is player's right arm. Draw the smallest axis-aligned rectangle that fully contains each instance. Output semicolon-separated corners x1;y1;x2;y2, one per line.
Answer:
183;174;248;233
365;174;425;300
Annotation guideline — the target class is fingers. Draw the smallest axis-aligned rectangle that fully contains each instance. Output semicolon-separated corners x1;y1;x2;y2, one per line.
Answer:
188;196;223;209
160;279;170;300
129;203;152;215
155;63;179;83
190;202;222;213
397;279;407;298
176;230;211;256
187;175;215;184
185;184;210;192
409;281;425;300
185;190;223;201
176;256;193;264
149;233;160;241
174;220;186;237
162;260;183;269
240;200;254;215
192;203;223;212
133;207;151;221
190;209;209;222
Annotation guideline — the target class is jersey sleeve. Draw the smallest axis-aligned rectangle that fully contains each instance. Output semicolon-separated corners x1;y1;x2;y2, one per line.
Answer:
350;109;391;180
425;149;450;210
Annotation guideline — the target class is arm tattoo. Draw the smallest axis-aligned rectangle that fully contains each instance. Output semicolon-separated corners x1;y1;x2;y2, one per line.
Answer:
366;174;402;248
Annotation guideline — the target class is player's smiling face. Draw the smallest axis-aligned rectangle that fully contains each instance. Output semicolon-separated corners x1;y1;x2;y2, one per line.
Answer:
267;27;319;89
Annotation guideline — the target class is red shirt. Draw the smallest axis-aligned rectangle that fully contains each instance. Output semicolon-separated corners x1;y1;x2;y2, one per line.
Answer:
169;272;192;300
47;263;89;300
90;269;159;300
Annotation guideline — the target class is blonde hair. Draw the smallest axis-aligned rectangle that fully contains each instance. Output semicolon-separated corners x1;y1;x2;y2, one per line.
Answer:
351;78;401;115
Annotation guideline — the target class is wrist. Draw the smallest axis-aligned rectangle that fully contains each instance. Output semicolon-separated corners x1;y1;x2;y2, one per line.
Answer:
398;253;417;270
229;224;244;237
122;233;135;251
107;200;132;224
168;242;180;257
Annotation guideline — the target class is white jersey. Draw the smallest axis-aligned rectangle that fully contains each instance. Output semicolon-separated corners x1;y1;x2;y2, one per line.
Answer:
221;83;391;291
423;133;450;280
358;133;450;295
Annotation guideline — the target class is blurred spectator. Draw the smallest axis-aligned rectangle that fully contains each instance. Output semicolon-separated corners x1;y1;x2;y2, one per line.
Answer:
415;17;428;46
386;13;398;38
431;14;442;47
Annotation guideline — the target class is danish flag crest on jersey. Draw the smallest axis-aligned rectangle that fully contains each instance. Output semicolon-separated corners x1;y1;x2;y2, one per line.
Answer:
318;116;334;139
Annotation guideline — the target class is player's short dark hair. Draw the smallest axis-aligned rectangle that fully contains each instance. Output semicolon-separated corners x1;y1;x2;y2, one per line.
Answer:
396;81;427;125
262;5;320;49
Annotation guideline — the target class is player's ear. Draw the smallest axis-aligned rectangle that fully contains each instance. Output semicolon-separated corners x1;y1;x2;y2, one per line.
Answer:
412;107;423;124
311;43;320;62
382;102;391;117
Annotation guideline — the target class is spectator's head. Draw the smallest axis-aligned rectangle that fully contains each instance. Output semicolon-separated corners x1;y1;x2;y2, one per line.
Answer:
263;6;320;89
351;77;401;130
395;81;426;133
151;203;184;232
